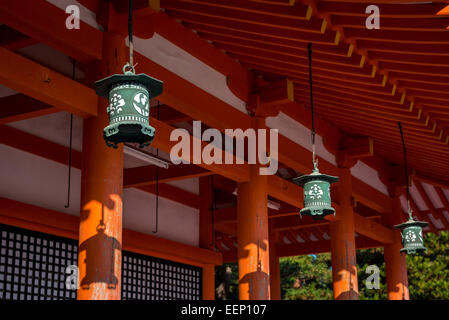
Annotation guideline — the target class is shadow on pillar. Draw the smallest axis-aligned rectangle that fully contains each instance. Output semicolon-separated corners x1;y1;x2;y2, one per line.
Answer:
333;262;359;300
79;198;121;290
239;271;270;300
238;246;270;300
79;223;122;289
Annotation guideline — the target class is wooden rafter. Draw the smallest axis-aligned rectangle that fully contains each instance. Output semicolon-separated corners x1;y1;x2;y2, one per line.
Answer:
0;47;98;118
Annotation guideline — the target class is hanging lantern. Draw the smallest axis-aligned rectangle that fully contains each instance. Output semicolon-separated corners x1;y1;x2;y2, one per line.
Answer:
394;218;428;254
94;0;163;148
395;121;429;255
292;43;339;220
293;167;339;220
94;67;163;148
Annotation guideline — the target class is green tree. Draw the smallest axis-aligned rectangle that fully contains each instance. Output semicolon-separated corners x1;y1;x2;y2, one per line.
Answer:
215;263;239;300
356;247;387;300
407;231;449;299
280;254;333;300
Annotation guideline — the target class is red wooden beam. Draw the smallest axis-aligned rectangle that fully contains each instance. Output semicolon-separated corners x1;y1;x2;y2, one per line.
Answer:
124;164;212;188
162;0;323;33
0;0;102;62
353;214;394;244
0;124;82;169
318;2;448;18
0;94;59;124
414;180;449;229
277;236;382;257
0;25;38;50
136;183;201;209
163;0;309;19
0;47;98;118
0;196;221;266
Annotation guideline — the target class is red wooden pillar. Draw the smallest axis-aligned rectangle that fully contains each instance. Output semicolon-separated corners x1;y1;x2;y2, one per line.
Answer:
237;117;270;300
199;176;215;300
77;31;126;300
329;166;359;300
202;264;215;300
269;220;281;300
384;193;409;300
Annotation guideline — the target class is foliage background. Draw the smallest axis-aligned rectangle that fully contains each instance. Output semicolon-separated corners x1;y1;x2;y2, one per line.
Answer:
214;231;449;300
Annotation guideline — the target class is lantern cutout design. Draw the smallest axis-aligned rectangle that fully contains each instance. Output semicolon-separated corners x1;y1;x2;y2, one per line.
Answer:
293;166;339;220
94;66;163;148
394;217;428;255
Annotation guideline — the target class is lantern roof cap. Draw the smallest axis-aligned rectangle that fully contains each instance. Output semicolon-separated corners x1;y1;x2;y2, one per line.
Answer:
394;218;429;230
95;73;163;99
292;167;339;187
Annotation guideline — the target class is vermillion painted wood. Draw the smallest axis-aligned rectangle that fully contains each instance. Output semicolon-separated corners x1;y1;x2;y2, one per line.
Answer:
237;117;270;300
77;32;126;300
330;166;359;300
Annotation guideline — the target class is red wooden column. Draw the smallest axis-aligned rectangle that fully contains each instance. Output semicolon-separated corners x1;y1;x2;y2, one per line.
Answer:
199;176;215;300
329;164;359;300
269;220;281;300
383;186;409;300
237;117;270;300
77;31;126;300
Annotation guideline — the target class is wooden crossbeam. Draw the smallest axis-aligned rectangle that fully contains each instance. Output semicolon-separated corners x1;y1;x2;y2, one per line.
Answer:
136;183;200;209
0;125;201;209
249;78;294;117
0;94;59;124
0;196;221;266
0;124;82;169
0;47;98;118
124;164;212;188
353;214;394;244
162;0;321;33
0;0;102;62
341;136;374;159
436;187;449;210
267;175;303;208
318;2;448;18
277;236;382;258
148;116;250;182
149;106;192;124
0;24;38;51
415;180;449;229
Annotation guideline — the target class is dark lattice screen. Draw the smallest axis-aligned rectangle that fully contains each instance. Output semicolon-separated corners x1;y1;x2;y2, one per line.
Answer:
0;224;202;300
0;224;78;300
122;251;202;300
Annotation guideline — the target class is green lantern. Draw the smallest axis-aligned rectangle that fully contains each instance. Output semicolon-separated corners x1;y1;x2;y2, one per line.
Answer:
292;42;339;220
394;218;428;254
395;122;428;255
293;166;339;220
94;66;163;148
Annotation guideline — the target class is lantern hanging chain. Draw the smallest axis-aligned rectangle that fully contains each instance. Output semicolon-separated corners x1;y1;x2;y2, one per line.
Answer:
211;175;216;250
64;59;76;208
152;100;161;234
398;121;412;220
308;42;318;170
125;0;137;74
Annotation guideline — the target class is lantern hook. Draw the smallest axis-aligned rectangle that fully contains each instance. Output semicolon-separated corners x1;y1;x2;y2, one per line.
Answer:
123;62;137;75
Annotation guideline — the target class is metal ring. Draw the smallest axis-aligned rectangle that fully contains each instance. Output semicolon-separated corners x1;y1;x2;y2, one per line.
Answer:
123;63;136;75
